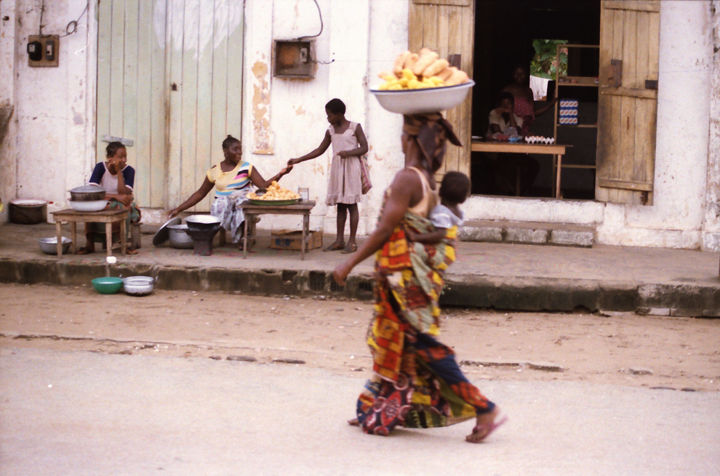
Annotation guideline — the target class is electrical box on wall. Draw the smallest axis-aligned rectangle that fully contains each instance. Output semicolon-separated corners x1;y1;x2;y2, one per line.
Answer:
273;40;316;79
27;35;59;67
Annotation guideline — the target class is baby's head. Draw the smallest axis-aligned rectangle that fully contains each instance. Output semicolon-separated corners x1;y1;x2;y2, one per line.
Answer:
325;98;346;125
439;171;471;206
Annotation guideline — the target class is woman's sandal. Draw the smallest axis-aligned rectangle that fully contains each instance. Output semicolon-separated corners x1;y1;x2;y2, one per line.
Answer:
75;247;93;255
323;241;345;252
465;415;508;443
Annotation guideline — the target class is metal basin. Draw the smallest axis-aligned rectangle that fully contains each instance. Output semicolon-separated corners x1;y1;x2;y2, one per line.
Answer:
167;224;193;249
123;276;155;296
38;236;72;254
185;214;221;228
69;200;108;212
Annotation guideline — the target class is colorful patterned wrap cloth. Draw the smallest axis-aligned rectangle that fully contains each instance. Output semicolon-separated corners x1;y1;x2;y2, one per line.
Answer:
356;211;494;436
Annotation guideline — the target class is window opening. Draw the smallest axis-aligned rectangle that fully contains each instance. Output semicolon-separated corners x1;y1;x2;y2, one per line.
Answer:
471;0;600;200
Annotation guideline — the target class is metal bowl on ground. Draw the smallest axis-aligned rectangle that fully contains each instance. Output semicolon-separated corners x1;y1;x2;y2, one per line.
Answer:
91;277;124;294
38;236;72;255
9;199;47;224
123;276;155;296
70;184;106;201
69;200;108;212
370;80;475;114
167;224;193;249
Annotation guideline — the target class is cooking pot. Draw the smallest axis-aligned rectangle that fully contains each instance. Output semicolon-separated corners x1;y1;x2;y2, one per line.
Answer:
167;224;193;249
9;199;47;224
70;184;106;201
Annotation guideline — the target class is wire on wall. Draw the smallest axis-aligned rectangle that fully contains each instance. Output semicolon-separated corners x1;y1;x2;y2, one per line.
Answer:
38;0;89;38
298;0;323;40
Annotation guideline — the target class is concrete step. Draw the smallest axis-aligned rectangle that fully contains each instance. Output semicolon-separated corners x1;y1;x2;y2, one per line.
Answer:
460;220;595;247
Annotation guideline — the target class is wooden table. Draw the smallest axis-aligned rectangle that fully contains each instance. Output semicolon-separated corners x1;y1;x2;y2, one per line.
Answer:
471;141;568;198
240;200;316;260
52;208;129;257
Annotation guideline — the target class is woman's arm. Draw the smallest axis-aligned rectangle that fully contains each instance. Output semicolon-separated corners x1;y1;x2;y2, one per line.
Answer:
168;177;214;217
249;165;293;189
333;169;422;285
288;131;332;165
337;124;369;158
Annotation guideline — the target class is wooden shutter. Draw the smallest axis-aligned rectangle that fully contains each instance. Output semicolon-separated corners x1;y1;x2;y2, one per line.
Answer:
596;0;660;205
408;0;474;178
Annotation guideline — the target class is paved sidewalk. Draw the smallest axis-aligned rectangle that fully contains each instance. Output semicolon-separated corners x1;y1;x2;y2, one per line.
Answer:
1;223;719;316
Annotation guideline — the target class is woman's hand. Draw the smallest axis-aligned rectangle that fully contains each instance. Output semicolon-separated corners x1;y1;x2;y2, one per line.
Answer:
168;208;179;218
332;260;354;286
281;164;293;175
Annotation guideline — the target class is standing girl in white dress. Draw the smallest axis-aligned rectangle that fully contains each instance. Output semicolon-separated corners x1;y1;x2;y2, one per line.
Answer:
289;99;369;253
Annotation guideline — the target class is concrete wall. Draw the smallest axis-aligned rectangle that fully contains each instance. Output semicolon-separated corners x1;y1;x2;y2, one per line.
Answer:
1;0;719;251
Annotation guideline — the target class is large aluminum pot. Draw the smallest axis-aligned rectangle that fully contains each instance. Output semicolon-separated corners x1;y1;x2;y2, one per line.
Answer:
167;224;193;249
70;184;106;201
9;199;47;224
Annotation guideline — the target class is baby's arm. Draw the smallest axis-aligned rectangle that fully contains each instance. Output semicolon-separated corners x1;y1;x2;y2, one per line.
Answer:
337;123;369;158
405;228;447;244
288;130;331;165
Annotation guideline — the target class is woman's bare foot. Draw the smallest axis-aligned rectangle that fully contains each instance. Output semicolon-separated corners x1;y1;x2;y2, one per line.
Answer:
347;418;359;426
76;246;94;255
465;408;507;443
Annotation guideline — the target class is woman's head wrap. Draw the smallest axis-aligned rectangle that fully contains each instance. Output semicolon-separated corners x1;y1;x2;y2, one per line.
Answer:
402;113;462;172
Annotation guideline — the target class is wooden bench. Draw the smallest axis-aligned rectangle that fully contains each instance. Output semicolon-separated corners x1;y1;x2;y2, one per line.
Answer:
471;141;568;198
52;208;129;257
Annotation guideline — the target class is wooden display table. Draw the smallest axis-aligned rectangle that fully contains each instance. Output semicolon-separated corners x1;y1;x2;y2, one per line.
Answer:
52;208;129;257
239;200;315;260
471;141;568;198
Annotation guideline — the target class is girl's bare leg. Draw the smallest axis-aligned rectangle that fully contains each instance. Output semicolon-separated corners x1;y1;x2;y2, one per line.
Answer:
346;204;359;251
324;204;346;250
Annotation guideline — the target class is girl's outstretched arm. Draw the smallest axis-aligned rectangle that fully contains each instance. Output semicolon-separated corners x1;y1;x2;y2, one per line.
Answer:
288;131;332;165
338;124;369;158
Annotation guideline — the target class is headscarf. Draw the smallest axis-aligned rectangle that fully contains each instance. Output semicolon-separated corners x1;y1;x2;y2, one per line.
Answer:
402;113;462;172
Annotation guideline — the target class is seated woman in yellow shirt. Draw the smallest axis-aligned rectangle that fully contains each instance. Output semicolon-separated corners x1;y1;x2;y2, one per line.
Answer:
168;135;292;243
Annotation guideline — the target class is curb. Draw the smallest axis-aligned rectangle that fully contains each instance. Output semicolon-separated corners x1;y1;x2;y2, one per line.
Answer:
1;258;718;317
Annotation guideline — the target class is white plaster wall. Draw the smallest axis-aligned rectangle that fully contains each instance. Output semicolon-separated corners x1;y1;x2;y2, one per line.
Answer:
702;0;720;250
241;0;407;236
0;0;19;223
1;0;95;219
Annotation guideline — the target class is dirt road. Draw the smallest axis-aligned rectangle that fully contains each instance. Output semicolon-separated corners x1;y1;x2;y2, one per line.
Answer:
2;283;718;392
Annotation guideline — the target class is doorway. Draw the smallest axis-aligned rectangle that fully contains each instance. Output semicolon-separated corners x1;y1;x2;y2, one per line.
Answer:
96;0;244;211
471;0;600;199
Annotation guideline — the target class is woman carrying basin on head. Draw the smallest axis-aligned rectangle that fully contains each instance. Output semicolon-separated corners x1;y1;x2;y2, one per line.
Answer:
168;135;293;245
333;113;506;442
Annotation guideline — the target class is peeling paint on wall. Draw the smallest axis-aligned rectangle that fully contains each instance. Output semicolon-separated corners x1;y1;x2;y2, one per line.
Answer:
252;59;273;155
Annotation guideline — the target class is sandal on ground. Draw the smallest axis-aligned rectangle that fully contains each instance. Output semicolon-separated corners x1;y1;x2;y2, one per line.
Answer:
341;243;358;254
466;415;508;443
126;248;139;255
323;241;345;252
75;247;93;255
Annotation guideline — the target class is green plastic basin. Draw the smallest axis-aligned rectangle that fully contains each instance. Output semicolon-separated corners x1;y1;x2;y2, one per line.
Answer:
91;277;124;294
